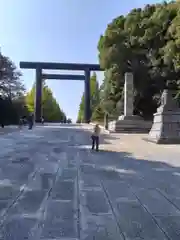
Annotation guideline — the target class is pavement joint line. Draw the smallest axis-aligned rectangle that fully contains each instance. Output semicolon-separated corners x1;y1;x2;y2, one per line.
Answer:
129;186;171;240
28;156;64;240
86;148;126;240
0;166;40;226
156;188;180;213
73;150;81;240
99;180;126;240
135;170;180;214
123;170;172;239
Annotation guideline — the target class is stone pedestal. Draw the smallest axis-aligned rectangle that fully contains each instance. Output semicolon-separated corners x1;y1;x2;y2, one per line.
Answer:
148;89;180;144
108;72;151;133
108;115;151;133
148;112;180;144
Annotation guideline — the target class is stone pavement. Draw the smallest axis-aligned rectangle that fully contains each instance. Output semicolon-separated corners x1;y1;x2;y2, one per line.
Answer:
0;124;180;239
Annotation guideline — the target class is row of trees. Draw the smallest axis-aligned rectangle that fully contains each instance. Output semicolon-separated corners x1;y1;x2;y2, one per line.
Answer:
78;1;180;122
77;72;103;122
26;83;67;122
0;51;67;124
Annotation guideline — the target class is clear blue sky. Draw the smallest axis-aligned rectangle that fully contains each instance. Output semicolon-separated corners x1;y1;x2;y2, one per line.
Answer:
1;0;163;121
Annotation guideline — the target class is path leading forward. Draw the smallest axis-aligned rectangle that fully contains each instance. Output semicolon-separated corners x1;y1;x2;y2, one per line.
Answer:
0;124;180;239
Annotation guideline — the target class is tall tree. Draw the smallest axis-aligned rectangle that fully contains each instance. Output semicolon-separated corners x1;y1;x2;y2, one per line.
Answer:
97;1;180;120
26;82;66;122
0;52;25;98
0;51;27;124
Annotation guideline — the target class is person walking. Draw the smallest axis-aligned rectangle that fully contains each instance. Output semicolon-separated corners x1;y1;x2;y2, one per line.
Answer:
91;124;100;151
41;116;44;125
28;113;34;130
19;117;23;129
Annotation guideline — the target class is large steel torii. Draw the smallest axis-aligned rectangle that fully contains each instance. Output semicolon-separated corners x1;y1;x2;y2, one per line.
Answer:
19;61;102;123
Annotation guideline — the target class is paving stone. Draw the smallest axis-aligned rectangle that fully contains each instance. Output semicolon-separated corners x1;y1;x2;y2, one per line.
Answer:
9;190;46;214
80;164;96;175
45;200;75;221
40;173;55;190
0;163;34;184
166;197;180;210
155;215;180;240
0;201;10;213
84;190;110;214
0;216;37;240
115;201;167;240
41;218;77;239
28;172;54;191
59;168;77;180
104;180;136;201
80;174;101;189
157;182;180;198
0;185;19;201
95;167;121;181
51;180;74;200
134;189;180;216
80;214;124;240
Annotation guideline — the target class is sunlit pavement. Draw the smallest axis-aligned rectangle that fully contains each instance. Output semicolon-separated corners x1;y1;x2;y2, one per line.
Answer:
0;124;180;239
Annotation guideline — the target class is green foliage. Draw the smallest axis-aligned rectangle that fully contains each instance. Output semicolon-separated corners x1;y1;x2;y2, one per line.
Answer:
97;1;180;120
77;72;100;122
0;51;27;124
0;53;25;98
26;82;66;122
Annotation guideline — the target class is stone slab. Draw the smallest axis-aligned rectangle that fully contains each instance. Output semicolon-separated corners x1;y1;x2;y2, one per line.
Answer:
45;200;75;221
84;190;110;214
155;215;180;240
80;214;124;240
9;190;47;214
134;189;180;216
115;201;167;240
41;218;78;239
51;180;75;200
0;216;37;240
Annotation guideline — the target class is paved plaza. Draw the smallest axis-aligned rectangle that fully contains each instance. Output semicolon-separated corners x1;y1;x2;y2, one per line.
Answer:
0;124;180;239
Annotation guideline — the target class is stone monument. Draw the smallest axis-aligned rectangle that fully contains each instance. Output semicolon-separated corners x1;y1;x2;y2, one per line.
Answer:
148;81;180;144
108;72;151;133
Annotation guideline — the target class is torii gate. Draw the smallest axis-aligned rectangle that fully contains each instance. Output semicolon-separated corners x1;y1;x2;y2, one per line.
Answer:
20;61;102;123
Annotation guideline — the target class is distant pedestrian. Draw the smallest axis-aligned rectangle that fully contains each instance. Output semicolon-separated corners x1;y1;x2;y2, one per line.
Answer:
19;117;23;129
41;116;44;125
28;113;34;130
91;124;100;151
22;116;27;125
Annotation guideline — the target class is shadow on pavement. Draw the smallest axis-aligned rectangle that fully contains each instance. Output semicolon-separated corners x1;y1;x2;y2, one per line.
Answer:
75;145;180;239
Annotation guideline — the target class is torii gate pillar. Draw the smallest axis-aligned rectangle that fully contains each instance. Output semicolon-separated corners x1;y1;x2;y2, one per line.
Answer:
84;69;91;123
35;68;43;123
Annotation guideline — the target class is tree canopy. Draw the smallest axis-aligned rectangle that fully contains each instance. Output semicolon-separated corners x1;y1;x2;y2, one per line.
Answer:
0;51;27;124
26;82;66;122
0;53;25;98
95;1;180;121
